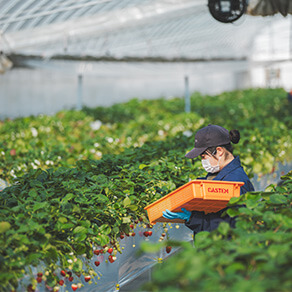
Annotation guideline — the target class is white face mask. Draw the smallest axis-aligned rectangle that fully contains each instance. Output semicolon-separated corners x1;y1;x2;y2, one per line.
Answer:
202;157;220;173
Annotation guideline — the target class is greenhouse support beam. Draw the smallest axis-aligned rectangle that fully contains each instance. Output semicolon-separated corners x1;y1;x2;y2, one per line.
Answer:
290;16;292;58
184;75;190;113
77;74;83;110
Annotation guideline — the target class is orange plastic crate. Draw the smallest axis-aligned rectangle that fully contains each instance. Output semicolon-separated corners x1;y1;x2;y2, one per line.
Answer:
144;180;244;224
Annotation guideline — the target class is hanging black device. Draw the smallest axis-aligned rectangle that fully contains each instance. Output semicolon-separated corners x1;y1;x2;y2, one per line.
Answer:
208;0;247;23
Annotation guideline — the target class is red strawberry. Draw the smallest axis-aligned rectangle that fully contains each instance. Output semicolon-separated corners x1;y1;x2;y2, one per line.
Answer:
59;280;64;286
166;246;172;253
148;231;152;236
37;272;43;277
93;250;100;255
94;261;100;267
107;248;113;254
120;234;125;239
10;149;16;156
84;276;91;282
69;276;74;282
108;255;115;263
36;277;42;283
143;231;149;237
71;284;78;291
131;232;136;237
99;249;104;253
130;224;134;229
161;233;166;237
60;270;66;277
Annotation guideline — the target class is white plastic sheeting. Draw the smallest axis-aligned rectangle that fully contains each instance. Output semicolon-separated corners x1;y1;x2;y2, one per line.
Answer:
0;0;289;59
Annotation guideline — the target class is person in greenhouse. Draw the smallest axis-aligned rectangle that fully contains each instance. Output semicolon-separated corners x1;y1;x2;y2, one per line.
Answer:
162;124;254;235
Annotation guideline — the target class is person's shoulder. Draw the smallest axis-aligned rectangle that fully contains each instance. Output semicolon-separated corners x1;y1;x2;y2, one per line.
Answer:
224;167;250;182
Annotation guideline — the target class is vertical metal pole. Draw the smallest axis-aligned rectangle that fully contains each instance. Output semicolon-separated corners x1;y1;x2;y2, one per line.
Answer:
77;74;83;110
184;75;190;113
290;15;292;58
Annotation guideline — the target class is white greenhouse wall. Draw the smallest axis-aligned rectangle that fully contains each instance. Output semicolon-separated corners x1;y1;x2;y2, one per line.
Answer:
1;60;251;119
1;60;292;121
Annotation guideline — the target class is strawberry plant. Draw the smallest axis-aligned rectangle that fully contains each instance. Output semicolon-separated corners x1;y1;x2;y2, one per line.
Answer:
142;171;292;292
0;135;200;291
0;88;291;290
1;88;291;184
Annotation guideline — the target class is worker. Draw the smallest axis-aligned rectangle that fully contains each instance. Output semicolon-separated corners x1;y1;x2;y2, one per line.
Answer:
162;124;254;235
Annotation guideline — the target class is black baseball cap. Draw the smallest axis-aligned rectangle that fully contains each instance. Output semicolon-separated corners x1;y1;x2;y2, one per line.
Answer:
185;124;230;158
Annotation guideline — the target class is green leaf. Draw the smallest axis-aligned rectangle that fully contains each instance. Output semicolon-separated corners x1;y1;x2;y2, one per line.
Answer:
33;201;49;212
28;253;42;264
45;247;58;261
217;222;230;236
98;234;109;246
226;208;240;217
123;197;131;207
228;196;244;205
128;205;138;211
61;223;75;229
225;262;245;274
58;217;68;224
95;194;109;203
113;226;119;234
46;273;57;287
100;224;111;235
28;189;38;198
76;160;92;171
73;258;83;273
62;193;74;203
72;205;81;213
75;233;87;242
74;243;86;255
122;216;131;224
81;220;91;228
73;226;88;234
246;199;260;209
194;231;212;248
269;194;288;205
139;164;148;170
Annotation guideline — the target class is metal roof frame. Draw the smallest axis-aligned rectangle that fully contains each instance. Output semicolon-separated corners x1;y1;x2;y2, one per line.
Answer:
0;0;291;61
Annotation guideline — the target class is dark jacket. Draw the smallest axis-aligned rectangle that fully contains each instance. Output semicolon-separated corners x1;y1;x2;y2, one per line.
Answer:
185;156;254;235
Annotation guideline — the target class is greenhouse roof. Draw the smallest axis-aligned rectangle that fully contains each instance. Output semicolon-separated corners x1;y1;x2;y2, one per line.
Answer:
0;0;291;60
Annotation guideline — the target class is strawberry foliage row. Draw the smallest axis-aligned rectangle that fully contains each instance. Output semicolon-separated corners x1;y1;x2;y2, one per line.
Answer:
0;135;203;291
0;88;291;291
1;88;292;184
142;171;292;292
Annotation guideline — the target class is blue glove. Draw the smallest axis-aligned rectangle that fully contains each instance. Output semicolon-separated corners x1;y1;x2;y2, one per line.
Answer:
162;208;191;221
